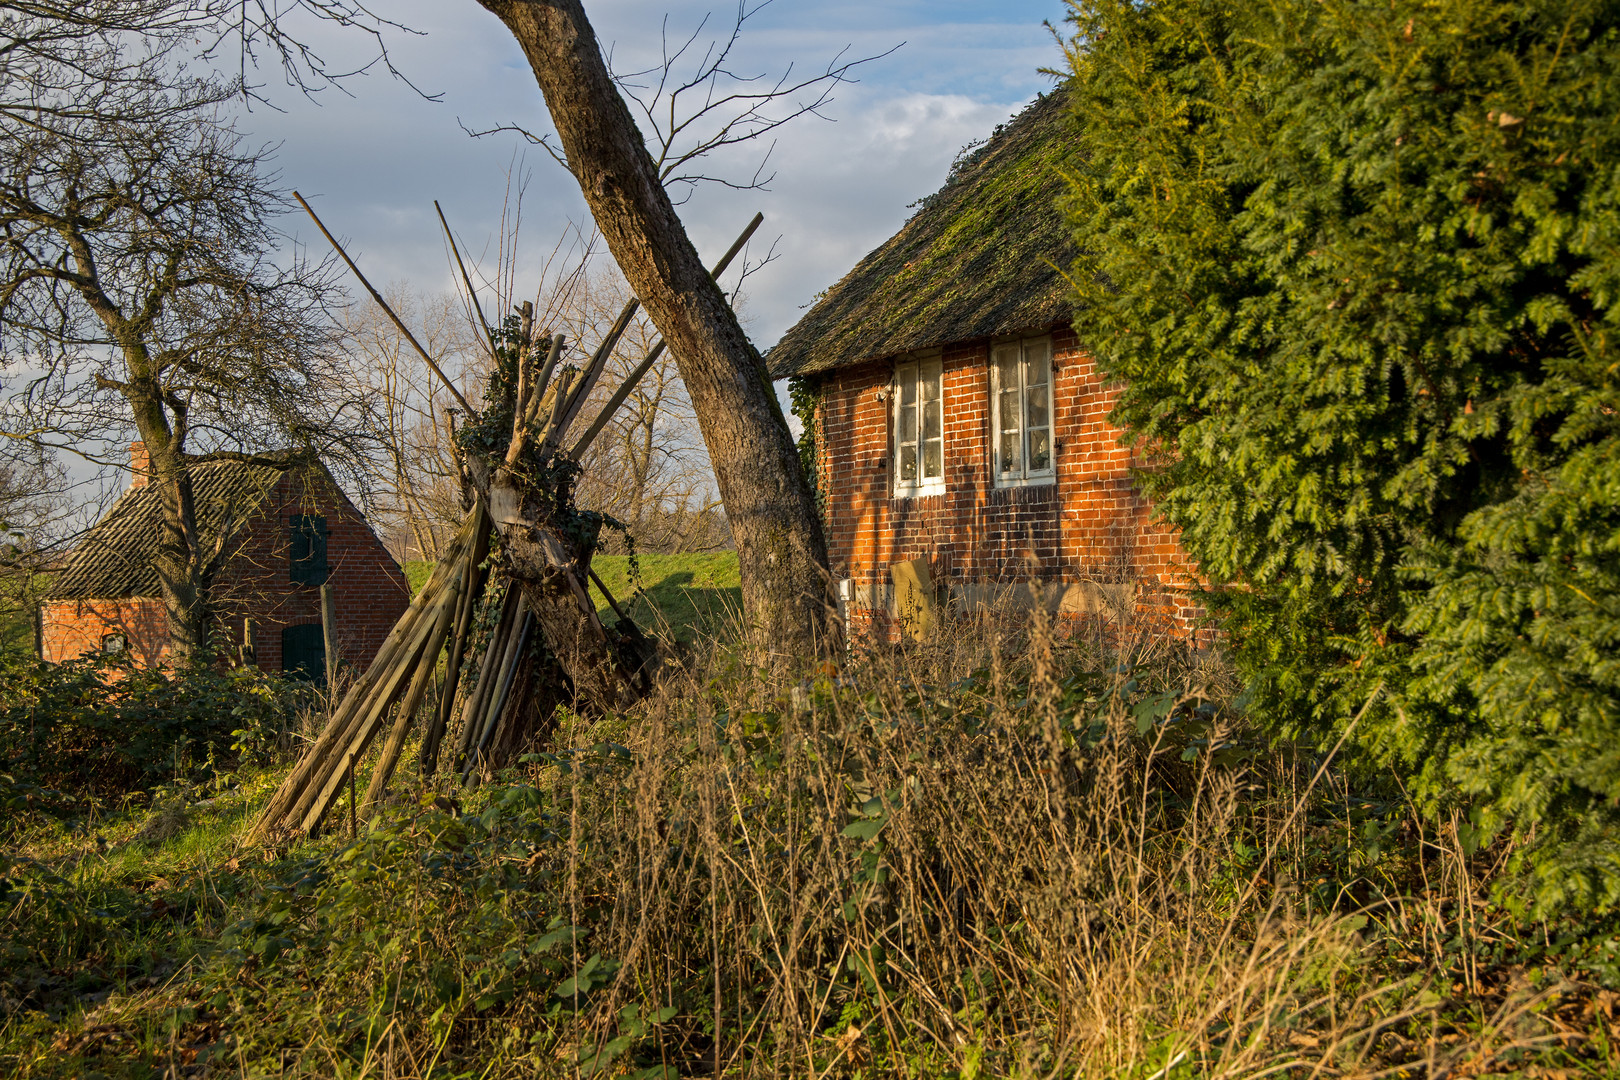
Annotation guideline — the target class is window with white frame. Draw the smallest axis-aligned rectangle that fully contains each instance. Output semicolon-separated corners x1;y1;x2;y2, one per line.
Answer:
992;336;1055;487
893;353;944;496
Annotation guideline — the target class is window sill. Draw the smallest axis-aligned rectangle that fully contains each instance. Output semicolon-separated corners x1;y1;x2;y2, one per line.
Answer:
892;482;946;500
993;472;1056;490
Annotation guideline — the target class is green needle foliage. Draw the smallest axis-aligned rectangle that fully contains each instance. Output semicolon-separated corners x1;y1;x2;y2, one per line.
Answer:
1061;0;1620;914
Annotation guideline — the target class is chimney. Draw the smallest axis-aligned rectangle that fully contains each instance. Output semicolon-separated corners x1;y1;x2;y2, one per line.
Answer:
129;441;149;489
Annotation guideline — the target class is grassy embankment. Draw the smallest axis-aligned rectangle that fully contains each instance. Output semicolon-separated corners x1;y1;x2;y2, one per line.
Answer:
3;591;1618;1078
408;552;742;644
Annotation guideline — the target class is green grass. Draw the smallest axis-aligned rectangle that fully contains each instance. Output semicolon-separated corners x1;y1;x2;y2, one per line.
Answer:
404;560;433;598
405;552;742;645
588;552;741;644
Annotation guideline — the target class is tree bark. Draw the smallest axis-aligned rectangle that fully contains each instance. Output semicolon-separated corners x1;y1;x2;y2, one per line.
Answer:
475;0;835;658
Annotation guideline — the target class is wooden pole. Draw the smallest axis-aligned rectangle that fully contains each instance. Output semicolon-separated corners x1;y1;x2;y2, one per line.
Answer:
347;753;356;840
294;191;474;416
588;565;633;626
462;604;532;785
298;587;458;835
421;501;491;776
452;586;520;767
320;582;338;688
250;525;472;838
434;199;496;353
548;297;640;451
569;213;763;459
362;574;461;811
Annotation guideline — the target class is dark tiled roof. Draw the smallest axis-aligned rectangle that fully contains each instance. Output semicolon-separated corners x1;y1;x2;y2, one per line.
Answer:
47;455;296;600
767;91;1076;379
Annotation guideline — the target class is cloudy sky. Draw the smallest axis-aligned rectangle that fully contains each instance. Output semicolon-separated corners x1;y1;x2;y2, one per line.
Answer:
245;0;1071;349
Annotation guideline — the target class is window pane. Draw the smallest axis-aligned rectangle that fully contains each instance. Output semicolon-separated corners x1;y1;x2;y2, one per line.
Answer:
996;354;1020;394
1027;383;1048;430
1029;427;1051;472
901;402;918;444
922;398;941;441
923;439;941;478
1000;432;1020;474
999;388;1021;432
1025;339;1050;384
899;364;917;407
920;362;941;401
899;444;917;481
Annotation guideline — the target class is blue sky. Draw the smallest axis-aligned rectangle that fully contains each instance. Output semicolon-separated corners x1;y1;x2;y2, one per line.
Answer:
245;0;1071;347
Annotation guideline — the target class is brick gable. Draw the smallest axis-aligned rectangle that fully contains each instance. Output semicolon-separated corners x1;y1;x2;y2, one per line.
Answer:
41;457;408;672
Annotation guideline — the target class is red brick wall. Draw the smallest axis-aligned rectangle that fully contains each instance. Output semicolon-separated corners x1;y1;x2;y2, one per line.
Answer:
40;598;169;665
814;327;1202;635
40;470;410;672
211;471;409;674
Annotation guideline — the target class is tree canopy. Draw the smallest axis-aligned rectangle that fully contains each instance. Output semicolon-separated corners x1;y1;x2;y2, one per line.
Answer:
1062;0;1620;913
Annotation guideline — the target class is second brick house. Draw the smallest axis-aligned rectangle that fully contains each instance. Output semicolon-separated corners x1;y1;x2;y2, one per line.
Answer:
40;443;409;675
768;92;1199;636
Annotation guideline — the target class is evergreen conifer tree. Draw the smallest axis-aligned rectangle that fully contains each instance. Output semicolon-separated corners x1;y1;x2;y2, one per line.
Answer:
1062;0;1620;912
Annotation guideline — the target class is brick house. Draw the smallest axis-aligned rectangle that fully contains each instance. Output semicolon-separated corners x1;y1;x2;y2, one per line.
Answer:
39;443;409;676
768;92;1199;636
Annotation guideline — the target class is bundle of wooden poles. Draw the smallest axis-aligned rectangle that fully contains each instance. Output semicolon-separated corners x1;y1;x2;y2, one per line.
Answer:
250;502;491;839
249;201;767;842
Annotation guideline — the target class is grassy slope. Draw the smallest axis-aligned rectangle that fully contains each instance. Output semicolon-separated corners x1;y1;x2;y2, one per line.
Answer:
587;552;741;644
406;552;742;644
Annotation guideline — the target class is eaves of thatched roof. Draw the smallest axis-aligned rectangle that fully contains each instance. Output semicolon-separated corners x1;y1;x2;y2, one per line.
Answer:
46;452;317;601
768;90;1075;380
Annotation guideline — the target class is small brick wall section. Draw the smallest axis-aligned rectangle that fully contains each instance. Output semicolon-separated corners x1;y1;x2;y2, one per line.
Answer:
813;327;1204;637
41;469;410;672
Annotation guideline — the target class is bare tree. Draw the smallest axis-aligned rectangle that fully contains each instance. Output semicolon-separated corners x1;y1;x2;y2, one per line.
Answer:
474;0;868;656
0;1;424;135
0;441;72;657
342;286;482;562
0;89;356;661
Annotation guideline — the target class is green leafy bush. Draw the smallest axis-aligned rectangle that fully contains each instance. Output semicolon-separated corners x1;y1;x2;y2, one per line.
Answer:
0;653;304;796
1061;0;1620;913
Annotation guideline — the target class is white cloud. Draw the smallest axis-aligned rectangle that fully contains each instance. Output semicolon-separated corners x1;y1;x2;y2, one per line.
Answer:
237;1;1064;347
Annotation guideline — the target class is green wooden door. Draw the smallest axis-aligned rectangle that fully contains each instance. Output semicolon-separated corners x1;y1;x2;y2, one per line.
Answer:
281;623;326;682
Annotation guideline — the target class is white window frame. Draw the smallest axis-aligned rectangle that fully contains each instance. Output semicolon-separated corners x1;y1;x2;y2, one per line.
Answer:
892;351;945;498
991;336;1056;488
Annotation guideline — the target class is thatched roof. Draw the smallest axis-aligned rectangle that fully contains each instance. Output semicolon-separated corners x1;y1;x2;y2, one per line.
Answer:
768;91;1075;379
48;454;302;601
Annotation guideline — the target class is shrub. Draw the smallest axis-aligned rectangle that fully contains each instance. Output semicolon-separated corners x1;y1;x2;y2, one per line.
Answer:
0;653;305;797
1060;0;1620;914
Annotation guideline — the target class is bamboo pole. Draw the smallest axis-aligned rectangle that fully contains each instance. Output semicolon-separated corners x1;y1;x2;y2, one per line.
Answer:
362;574;461;811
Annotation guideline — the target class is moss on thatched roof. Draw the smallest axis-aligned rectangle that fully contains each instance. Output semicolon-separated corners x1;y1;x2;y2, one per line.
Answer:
48;453;312;601
768;91;1075;379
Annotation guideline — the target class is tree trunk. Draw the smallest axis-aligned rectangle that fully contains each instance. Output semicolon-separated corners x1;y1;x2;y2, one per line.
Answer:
129;393;210;663
475;0;836;659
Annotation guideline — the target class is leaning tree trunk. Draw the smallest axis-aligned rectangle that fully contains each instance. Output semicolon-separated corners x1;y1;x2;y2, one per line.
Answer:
476;0;835;659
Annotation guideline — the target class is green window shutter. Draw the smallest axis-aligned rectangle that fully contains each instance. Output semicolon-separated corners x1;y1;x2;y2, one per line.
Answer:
281;623;325;682
289;515;329;585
